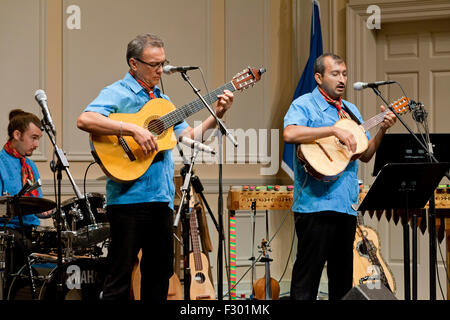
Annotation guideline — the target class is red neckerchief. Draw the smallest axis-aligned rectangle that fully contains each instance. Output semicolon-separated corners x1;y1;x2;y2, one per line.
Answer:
129;70;157;99
318;87;348;119
3;140;39;197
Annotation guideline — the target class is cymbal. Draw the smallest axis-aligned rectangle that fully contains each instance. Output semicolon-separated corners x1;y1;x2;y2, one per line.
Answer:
0;196;56;217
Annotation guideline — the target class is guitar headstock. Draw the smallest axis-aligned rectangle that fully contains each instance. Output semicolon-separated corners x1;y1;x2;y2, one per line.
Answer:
390;96;410;115
231;67;266;91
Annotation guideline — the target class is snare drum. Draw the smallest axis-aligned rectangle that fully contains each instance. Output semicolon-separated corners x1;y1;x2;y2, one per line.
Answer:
8;256;106;300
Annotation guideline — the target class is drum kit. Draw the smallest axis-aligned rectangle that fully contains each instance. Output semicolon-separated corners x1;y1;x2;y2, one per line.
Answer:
0;193;110;300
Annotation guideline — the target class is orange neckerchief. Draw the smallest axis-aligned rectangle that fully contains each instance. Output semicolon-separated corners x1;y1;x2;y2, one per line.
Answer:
318;87;348;119
129;70;157;99
3;140;39;197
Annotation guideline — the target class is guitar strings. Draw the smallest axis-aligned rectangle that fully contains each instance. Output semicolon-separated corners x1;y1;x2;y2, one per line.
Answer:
154;83;235;131
361;111;389;131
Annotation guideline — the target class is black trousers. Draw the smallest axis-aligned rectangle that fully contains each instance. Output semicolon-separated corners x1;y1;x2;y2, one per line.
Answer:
290;211;356;300
102;202;174;301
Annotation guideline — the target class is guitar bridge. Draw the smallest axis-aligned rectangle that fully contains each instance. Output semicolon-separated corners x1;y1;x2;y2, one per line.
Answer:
315;141;333;162
117;136;136;161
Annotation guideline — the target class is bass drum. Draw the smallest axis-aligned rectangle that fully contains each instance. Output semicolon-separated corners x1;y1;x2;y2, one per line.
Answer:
8;256;107;300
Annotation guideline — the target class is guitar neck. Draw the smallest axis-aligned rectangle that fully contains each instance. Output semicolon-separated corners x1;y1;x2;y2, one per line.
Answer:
189;211;203;271
159;82;236;130
361;110;389;132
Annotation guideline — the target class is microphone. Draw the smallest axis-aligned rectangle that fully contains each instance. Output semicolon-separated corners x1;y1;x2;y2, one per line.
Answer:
163;65;199;75
34;89;56;135
25;179;42;195
353;80;396;91
17;180;33;197
178;136;216;155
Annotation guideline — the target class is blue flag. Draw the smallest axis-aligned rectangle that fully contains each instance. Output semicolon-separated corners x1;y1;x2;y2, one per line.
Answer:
281;0;323;180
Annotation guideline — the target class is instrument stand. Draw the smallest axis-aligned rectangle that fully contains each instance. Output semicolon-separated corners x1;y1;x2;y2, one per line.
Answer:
190;175;220;239
356;162;450;300
370;86;450;299
174;148;200;300
179;71;238;300
249;201;257;299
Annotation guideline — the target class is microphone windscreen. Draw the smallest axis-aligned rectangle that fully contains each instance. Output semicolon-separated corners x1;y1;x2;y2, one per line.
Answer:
353;82;365;91
35;89;47;101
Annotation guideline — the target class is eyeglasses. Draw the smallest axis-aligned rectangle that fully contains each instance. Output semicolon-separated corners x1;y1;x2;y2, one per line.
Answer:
135;58;169;69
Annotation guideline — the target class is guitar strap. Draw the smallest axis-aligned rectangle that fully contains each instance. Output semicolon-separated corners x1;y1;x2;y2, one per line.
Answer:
341;102;362;125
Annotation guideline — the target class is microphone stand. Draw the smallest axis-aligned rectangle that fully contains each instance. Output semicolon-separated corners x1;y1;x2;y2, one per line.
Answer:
179;71;237;300
173;147;200;300
370;86;443;300
41;117;86;300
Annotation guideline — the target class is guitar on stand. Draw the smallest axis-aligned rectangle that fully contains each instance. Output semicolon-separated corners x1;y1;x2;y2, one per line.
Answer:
353;211;396;293
130;250;183;300
188;207;215;300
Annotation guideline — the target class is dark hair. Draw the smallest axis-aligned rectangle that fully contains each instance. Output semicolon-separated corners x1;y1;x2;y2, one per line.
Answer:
314;53;344;75
8;109;42;141
126;34;164;66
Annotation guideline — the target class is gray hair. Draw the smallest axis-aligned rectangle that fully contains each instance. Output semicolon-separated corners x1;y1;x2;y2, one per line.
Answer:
314;53;344;76
126;34;164;66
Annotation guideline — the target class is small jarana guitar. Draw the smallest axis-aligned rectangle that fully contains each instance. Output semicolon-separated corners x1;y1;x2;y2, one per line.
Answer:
189;207;216;300
353;212;396;293
297;97;410;181
90;67;266;183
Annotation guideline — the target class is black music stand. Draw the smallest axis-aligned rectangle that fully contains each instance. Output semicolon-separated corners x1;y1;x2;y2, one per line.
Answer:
355;162;450;300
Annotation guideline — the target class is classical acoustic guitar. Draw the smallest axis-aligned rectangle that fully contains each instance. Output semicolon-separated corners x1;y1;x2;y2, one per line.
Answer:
90;67;266;183
188;207;216;300
353;212;396;293
131;249;183;300
297;97;410;181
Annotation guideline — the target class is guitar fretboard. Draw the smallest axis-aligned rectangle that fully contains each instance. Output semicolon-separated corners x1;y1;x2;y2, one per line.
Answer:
159;82;236;130
361;110;389;132
190;210;203;271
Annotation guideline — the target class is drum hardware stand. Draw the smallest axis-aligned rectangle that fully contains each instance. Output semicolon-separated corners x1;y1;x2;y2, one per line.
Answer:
0;227;9;300
179;70;238;300
10;181;42;300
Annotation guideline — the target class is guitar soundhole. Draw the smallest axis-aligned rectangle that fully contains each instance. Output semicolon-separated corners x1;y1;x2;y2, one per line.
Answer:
356;241;369;258
194;272;206;284
147;119;164;136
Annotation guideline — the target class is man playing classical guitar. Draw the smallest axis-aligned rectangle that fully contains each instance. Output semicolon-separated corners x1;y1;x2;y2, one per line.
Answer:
77;34;233;301
283;53;397;300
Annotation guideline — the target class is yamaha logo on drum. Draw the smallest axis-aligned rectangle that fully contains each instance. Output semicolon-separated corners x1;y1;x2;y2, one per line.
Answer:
66;264;98;289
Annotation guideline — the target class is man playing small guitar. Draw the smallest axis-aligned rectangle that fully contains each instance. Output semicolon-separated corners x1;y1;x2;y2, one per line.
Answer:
77;33;234;301
283;53;397;300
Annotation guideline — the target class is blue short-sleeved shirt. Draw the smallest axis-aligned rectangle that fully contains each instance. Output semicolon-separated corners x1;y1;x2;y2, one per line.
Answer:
0;148;42;228
84;72;189;210
283;86;370;216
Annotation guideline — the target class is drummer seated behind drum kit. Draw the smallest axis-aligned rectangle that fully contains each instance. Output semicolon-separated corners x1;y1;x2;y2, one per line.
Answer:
0;192;110;300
